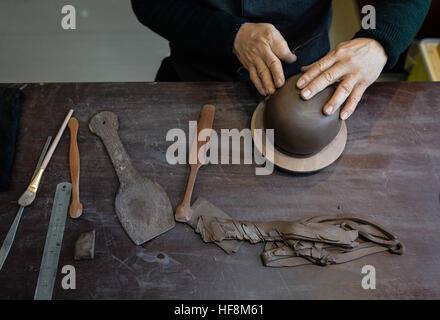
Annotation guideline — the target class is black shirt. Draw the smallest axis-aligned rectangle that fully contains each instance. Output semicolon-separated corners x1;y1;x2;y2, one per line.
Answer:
131;0;430;81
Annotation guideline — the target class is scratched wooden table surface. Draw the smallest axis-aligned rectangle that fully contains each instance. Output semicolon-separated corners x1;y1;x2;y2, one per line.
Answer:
0;81;439;299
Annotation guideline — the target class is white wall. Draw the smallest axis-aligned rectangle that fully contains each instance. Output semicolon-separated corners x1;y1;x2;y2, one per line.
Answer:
0;0;169;83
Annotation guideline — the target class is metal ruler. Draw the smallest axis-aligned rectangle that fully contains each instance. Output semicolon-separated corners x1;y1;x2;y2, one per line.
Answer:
34;182;71;300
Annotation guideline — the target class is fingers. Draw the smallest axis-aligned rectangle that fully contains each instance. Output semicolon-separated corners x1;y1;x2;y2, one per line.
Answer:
291;37;387;119
271;38;296;64
296;54;336;90
262;51;285;88
249;66;265;96
339;83;367;120
322;73;358;115
234;24;296;96
301;64;312;72
254;57;276;95
247;54;280;96
300;62;351;100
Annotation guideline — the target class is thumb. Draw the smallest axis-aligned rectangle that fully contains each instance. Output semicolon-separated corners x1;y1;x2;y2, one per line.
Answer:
272;39;297;64
282;52;297;64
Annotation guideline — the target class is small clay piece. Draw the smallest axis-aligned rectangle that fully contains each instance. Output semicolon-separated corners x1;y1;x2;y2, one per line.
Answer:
74;230;95;260
265;74;342;155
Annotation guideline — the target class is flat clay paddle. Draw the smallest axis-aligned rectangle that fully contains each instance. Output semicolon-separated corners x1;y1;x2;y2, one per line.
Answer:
175;104;215;222
89;111;175;245
68;117;83;218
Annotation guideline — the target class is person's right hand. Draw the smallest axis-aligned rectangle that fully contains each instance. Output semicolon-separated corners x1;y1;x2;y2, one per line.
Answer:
233;23;297;96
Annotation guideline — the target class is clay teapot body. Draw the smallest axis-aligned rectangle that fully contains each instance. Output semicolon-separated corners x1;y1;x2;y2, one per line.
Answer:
265;74;342;155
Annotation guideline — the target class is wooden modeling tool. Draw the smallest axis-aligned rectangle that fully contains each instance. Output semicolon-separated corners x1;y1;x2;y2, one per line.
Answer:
89;111;175;245
68;117;83;218
175;104;216;222
18;109;74;207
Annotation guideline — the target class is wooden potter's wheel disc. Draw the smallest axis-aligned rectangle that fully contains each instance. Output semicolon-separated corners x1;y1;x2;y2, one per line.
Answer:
251;100;347;173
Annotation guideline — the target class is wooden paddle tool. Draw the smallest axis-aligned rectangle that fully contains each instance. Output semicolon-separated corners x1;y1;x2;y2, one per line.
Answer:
89;111;174;245
68;117;83;218
175;104;216;222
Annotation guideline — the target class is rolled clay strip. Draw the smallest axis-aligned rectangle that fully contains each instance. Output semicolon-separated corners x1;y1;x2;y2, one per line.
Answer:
191;212;403;268
195;216;359;246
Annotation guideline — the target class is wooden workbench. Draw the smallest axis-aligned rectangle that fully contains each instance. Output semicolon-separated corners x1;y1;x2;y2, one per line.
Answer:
0;81;439;299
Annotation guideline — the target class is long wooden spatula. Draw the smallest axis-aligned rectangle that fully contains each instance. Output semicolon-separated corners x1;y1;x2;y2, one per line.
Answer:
175;104;215;222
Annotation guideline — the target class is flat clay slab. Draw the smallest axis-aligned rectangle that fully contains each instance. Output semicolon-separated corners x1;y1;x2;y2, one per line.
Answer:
251;100;347;173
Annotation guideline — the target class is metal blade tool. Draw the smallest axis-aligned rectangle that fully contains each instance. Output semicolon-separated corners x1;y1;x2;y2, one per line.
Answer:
0;136;52;271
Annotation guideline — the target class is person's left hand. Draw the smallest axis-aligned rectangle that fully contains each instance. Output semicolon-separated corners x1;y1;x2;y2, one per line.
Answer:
296;38;388;120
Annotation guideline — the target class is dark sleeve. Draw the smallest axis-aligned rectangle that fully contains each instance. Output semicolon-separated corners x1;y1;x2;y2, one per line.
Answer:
0;88;22;190
131;0;248;59
353;0;431;70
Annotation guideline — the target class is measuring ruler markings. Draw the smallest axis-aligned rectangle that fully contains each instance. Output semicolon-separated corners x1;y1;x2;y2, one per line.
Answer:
34;182;71;300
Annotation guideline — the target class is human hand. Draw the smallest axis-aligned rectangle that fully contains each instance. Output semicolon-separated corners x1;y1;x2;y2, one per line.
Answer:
296;38;388;120
233;23;297;96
